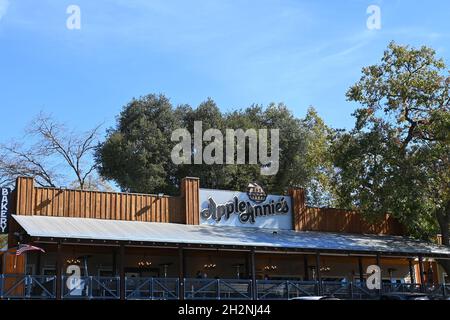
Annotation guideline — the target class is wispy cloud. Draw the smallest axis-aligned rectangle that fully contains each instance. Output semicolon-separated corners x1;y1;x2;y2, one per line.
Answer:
0;0;9;21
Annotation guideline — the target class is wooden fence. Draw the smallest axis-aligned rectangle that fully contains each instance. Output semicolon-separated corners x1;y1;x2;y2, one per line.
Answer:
14;177;404;235
288;188;404;235
15;177;185;223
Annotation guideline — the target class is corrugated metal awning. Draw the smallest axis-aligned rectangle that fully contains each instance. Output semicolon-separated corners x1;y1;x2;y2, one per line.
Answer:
12;215;450;257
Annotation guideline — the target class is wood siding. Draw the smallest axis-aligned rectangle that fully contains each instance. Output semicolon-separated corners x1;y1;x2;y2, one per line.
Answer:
288;187;404;235
300;207;404;235
2;249;26;295
15;177;185;224
14;177;404;235
2;249;25;274
288;188;305;233
181;177;200;225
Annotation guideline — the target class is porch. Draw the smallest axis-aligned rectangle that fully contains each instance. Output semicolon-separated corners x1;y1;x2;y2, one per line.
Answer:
1;274;449;300
2;214;449;300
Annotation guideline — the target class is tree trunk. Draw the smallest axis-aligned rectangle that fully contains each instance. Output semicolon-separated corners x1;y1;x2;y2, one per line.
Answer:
436;203;450;279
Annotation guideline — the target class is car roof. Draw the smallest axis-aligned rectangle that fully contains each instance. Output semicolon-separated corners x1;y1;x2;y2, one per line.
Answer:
382;292;428;296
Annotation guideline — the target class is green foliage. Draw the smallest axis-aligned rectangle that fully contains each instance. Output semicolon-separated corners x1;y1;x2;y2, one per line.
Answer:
96;95;336;206
302;107;337;207
334;41;450;241
95;94;181;195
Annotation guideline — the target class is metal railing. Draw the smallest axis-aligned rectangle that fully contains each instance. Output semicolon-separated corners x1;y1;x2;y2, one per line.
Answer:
0;274;56;299
444;284;450;297
126;277;179;300
381;283;422;294
256;280;318;300
350;282;379;300
184;279;252;300
61;276;120;300
1;275;448;300
321;281;354;299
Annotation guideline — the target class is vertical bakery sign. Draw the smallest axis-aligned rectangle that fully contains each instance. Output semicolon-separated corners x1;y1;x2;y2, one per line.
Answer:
1;187;12;252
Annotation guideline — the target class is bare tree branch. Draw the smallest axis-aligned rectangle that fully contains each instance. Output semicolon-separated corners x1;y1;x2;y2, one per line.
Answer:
0;112;103;190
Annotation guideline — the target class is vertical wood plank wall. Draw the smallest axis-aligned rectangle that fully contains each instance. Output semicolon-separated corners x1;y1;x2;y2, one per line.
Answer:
300;207;404;235
15;177;186;224
288;188;305;233
2;249;26;295
14;177;403;235
288;187;404;236
2;250;26;274
181;177;200;225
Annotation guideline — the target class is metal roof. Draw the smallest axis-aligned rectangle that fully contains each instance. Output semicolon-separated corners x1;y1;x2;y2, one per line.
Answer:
12;215;450;257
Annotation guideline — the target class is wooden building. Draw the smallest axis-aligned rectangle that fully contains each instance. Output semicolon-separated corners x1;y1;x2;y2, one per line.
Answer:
0;177;449;300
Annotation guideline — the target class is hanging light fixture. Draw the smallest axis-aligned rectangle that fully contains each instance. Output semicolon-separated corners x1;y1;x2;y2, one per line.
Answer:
138;255;152;267
319;266;331;272
66;258;81;265
263;259;277;271
204;256;217;270
66;248;81;265
204;263;216;270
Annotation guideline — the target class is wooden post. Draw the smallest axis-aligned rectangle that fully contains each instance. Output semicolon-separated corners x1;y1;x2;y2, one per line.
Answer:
179;246;185;300
288;188;306;231
56;242;62;300
358;257;364;284
15;177;35;215
181;177;200;225
250;249;256;300
36;250;42;276
418;256;425;292
376;253;381;296
112;248;117;276
315;252;321;295
119;245;125;300
245;253;250;279
303;255;309;281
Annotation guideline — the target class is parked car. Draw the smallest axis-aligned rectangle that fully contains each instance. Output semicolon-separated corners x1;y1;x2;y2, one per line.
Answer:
290;296;341;300
380;292;429;300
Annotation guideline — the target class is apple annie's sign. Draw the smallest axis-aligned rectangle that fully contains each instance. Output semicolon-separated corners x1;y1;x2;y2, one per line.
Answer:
199;188;292;230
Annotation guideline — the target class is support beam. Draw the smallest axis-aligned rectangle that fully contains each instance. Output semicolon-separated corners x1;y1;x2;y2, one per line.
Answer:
315;252;321;295
250;249;256;300
112;248;117;276
245;253;250;279
55;242;62;300
303;255;309;281
119;245;125;300
358;257;364;284
418;255;425;291
376;253;381;296
36;250;42;276
427;262;435;285
179;246;185;300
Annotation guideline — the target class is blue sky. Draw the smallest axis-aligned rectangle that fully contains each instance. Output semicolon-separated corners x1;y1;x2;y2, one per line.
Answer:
0;0;449;141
